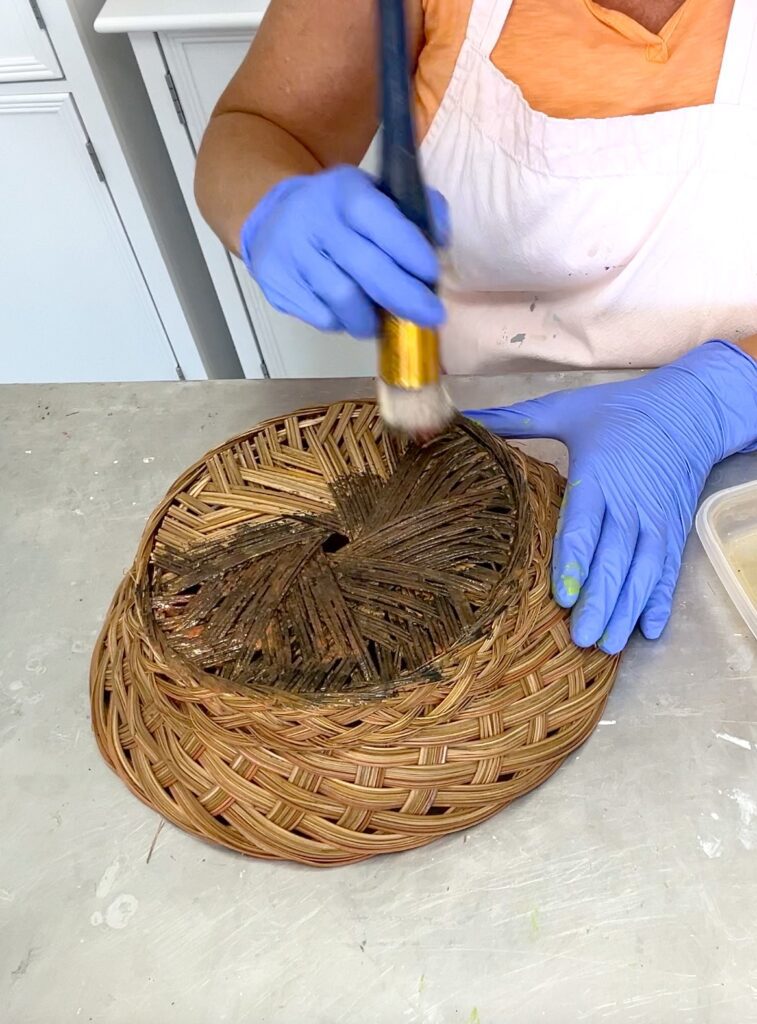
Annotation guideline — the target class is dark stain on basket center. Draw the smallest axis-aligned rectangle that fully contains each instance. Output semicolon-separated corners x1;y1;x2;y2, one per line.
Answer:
149;415;530;699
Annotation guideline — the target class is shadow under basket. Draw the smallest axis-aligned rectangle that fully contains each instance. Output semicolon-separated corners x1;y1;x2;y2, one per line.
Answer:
90;401;620;866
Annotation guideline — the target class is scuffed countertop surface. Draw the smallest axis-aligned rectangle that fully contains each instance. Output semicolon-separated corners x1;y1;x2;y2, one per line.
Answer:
1;376;756;1023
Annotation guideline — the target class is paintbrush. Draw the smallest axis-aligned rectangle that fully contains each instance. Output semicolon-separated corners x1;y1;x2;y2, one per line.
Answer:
376;0;455;441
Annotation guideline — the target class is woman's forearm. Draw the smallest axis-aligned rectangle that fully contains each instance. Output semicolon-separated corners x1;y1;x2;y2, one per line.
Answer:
195;112;322;256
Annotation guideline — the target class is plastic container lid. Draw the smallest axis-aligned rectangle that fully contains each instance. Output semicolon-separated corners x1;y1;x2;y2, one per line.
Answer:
696;479;757;640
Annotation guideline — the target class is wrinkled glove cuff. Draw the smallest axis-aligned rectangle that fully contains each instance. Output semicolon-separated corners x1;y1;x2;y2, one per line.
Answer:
239;176;309;272
670;340;757;459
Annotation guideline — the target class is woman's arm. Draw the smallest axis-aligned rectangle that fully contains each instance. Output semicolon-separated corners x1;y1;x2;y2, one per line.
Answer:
195;0;423;255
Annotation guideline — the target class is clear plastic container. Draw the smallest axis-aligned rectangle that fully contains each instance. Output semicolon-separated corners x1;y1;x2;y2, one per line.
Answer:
696;479;757;639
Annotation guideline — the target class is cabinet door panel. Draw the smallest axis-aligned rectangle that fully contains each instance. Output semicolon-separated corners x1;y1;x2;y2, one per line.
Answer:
0;93;178;382
161;30;250;148
162;30;376;379
0;0;62;81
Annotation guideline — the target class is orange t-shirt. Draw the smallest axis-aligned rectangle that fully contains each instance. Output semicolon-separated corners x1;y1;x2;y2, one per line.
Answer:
415;0;735;137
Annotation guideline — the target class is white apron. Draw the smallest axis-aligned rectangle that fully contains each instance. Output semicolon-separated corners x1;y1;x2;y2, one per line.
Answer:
420;0;757;373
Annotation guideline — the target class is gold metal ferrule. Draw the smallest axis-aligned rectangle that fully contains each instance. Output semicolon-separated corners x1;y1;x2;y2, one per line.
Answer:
378;315;441;389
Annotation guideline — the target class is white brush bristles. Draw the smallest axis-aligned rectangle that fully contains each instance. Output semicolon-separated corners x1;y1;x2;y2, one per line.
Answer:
377;379;455;438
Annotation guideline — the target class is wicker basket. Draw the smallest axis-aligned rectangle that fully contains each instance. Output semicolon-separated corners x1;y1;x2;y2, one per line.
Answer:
90;401;619;866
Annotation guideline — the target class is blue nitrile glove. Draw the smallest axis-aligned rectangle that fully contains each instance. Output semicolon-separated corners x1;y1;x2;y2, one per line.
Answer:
240;165;449;338
469;341;757;653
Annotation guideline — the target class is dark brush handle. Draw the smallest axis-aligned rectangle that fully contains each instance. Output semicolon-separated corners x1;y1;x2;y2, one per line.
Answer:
377;0;433;241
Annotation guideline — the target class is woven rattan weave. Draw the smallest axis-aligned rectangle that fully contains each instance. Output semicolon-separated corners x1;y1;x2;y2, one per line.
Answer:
91;402;619;866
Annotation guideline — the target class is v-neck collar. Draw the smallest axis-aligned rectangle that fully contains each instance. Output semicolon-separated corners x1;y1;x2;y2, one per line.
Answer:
582;0;695;61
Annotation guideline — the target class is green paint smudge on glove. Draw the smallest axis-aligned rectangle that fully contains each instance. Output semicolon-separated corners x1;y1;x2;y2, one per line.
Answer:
560;574;581;598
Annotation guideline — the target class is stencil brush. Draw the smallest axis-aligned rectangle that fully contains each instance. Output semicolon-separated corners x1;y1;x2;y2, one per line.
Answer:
376;0;454;440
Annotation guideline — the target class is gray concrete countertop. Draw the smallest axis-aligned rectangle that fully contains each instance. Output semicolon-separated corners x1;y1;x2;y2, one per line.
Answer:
1;375;755;1024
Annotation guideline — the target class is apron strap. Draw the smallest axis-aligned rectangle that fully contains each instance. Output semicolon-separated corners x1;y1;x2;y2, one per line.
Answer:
715;0;757;106
466;0;515;56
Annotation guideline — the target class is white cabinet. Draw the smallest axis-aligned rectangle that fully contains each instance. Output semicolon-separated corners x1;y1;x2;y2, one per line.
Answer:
1;93;177;382
100;7;376;379
0;0;61;81
0;0;242;383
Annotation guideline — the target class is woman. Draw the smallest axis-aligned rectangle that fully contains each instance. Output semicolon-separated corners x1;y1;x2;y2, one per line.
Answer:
195;0;757;654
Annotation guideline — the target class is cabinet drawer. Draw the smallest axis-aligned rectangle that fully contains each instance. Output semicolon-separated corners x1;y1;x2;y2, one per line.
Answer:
0;0;62;82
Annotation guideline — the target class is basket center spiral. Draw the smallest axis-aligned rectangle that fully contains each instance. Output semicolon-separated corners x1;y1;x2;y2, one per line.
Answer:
146;409;531;699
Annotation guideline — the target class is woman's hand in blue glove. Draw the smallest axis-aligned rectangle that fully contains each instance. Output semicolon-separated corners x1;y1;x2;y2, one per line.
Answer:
239;166;449;338
469;341;757;654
